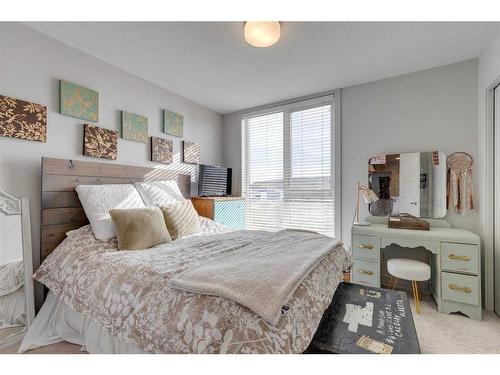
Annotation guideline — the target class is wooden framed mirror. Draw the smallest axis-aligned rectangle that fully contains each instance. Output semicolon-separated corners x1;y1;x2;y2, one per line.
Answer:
0;190;35;349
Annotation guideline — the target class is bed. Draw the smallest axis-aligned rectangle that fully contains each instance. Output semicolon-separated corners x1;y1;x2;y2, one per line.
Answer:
20;157;349;354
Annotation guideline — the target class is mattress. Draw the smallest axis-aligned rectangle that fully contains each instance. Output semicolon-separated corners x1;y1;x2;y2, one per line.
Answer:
24;218;349;353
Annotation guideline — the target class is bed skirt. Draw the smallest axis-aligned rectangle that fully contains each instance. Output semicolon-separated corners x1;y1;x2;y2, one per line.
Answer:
19;292;145;354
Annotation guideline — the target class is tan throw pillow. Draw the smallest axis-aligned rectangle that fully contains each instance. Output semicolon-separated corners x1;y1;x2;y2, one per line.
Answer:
160;200;201;240
110;207;171;250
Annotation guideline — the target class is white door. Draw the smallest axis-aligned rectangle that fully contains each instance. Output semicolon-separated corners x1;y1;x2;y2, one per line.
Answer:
399;153;421;216
494;84;500;316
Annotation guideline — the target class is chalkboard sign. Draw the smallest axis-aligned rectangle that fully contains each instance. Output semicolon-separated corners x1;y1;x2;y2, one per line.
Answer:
307;282;420;354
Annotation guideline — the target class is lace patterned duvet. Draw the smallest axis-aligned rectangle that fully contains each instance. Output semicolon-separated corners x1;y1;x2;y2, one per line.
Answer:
33;221;349;354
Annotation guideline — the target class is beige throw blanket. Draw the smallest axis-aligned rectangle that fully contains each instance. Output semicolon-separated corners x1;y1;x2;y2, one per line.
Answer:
172;229;342;326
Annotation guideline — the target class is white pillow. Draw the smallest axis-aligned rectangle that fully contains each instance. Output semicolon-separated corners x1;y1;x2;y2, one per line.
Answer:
134;180;185;207
75;184;145;240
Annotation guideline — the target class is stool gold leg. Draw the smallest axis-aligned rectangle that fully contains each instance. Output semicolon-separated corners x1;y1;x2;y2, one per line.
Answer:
392;278;398;290
412;281;421;314
415;281;421;313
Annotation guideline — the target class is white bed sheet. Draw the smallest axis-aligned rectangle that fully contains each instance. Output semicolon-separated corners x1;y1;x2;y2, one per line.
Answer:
19;291;145;354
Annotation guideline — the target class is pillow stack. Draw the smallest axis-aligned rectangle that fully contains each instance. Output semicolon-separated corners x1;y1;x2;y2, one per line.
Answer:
76;180;202;251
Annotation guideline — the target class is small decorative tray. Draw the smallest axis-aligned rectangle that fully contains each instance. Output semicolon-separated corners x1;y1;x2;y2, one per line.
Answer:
388;214;430;231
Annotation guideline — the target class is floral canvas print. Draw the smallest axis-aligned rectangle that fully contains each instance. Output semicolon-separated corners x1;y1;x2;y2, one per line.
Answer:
122;111;148;143
182;140;200;164
83;124;117;160
151;136;173;164
163;110;183;137
0;95;47;142
60;80;99;122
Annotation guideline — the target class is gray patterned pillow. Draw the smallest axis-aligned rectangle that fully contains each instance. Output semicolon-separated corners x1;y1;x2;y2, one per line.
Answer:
160;200;201;240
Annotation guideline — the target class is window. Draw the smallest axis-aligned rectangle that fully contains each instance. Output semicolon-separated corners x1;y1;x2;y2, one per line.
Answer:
242;94;339;237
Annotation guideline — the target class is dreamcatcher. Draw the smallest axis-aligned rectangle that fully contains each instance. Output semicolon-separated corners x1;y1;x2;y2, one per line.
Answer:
447;152;475;215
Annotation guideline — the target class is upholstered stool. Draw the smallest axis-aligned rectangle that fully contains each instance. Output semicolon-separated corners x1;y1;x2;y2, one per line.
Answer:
387;258;431;314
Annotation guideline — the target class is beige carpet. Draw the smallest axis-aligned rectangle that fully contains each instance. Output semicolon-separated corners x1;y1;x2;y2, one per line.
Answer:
410;297;500;354
1;298;499;354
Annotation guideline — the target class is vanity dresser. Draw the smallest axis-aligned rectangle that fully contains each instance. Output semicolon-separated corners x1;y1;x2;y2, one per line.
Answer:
352;217;481;320
351;151;482;320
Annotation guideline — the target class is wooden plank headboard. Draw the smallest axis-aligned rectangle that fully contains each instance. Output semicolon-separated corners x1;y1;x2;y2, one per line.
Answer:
40;157;191;261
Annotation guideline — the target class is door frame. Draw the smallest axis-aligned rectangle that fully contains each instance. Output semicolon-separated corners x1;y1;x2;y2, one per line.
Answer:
484;78;500;312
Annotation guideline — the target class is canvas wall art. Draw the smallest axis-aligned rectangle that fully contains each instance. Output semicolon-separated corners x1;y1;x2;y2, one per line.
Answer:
182;140;200;164
83;124;118;160
163;110;183;137
121;111;148;143
151;136;173;164
60;80;99;122
0;95;47;142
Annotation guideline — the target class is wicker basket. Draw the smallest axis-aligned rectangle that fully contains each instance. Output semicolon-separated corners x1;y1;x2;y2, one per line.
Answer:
387;214;430;231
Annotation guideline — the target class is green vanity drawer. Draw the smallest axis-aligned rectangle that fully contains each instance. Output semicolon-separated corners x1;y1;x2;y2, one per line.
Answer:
351;259;381;288
352;234;380;261
441;272;480;306
214;200;246;230
441;242;479;275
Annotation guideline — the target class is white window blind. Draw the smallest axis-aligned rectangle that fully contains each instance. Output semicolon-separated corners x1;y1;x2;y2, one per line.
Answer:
242;95;336;237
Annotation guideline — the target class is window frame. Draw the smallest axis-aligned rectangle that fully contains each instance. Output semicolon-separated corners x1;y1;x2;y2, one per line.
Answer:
241;90;342;238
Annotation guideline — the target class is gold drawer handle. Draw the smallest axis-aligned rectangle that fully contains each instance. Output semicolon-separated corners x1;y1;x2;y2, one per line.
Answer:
448;254;471;262
357;268;374;276
448;284;472;293
358;243;374;250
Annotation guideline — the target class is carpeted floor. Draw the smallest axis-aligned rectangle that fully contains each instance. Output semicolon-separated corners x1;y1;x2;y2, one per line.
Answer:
1;297;500;354
410;297;500;354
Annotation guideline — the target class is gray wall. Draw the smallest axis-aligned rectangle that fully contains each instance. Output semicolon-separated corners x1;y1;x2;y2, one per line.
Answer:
341;59;478;243
222;60;479;244
0;23;223;305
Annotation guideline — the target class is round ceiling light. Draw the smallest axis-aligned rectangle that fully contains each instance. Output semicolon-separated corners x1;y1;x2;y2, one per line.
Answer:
244;22;280;48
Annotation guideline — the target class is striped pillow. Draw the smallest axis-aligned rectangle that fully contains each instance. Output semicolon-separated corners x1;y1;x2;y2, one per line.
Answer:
160;200;201;240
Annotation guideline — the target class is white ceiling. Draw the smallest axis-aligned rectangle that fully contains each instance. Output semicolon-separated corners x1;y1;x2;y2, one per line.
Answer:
26;22;500;114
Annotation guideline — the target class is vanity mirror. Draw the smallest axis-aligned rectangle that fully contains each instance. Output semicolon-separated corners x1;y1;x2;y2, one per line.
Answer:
368;151;447;218
0;189;34;349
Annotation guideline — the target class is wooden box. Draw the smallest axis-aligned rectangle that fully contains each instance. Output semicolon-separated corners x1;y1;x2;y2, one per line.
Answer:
387;215;430;231
191;196;246;230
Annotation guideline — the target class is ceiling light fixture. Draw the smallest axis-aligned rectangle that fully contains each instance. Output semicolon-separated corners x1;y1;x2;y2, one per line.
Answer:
244;22;280;48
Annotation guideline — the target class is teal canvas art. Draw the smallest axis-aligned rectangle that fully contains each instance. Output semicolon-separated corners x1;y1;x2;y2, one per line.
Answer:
163;109;183;137
121;111;148;143
60;80;99;122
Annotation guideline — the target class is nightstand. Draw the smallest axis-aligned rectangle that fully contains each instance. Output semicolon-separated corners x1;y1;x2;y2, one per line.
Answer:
191;196;246;230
